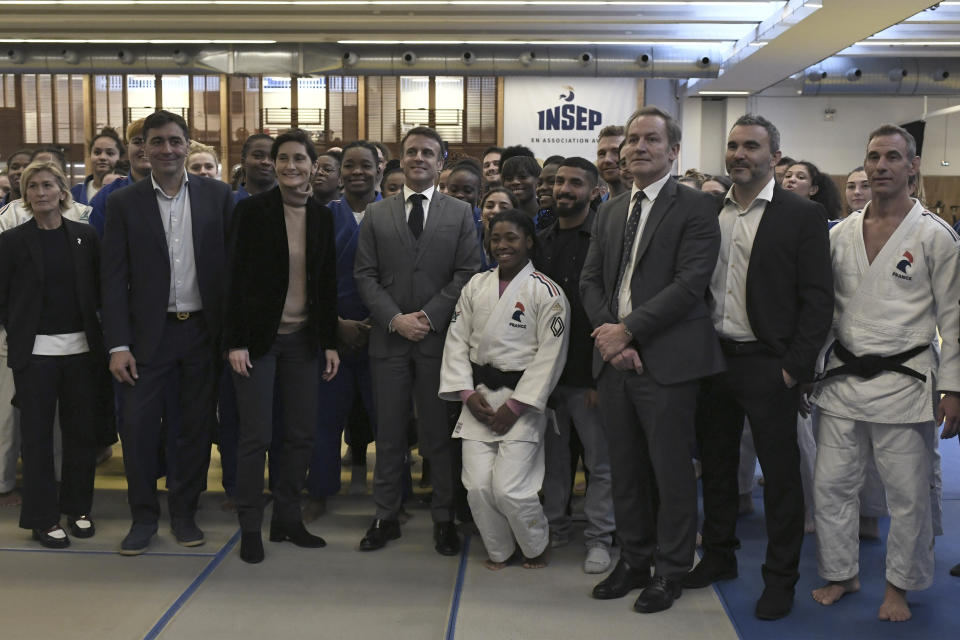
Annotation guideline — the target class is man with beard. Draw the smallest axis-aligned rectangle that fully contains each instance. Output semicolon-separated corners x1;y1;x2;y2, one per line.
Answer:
596;125;625;200
535;156;564;231
481;146;503;189
536;157;616;575
683;114;833;620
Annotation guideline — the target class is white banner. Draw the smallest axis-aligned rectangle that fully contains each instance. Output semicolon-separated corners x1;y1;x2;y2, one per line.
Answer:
502;77;638;160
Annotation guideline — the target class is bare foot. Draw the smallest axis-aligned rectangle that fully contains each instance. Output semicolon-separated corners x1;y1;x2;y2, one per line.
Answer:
812;577;860;605
522;549;549;569
484;550;519;571
877;582;911;622
0;490;21;507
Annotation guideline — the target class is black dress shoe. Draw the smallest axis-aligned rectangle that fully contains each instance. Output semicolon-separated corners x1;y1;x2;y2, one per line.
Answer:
32;525;70;549
754;586;794;620
633;576;682;614
682;554;737;589
170;518;205;547
434;521;461;556
359;519;401;551
269;520;326;547
66;515;96;538
119;521;158;556
592;558;652;600
240;532;265;563
951;562;960;577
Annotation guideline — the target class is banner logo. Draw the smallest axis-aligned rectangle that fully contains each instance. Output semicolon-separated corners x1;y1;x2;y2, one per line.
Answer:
538;85;602;131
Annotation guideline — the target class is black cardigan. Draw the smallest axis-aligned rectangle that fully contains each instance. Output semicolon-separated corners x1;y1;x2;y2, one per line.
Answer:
224;186;338;359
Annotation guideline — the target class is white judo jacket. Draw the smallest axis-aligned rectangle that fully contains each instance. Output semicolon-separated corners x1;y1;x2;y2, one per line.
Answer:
812;200;960;423
439;261;570;443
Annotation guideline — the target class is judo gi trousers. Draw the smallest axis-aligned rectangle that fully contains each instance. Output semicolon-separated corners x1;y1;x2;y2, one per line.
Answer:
461;438;548;562
814;413;935;591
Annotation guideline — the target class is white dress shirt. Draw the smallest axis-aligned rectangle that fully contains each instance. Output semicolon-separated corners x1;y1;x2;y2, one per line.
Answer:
152;171;202;313
708;177;775;341
617;172;671;320
402;184;435;226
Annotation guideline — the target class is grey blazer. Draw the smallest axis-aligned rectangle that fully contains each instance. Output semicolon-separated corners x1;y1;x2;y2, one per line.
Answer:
579;177;725;385
354;191;481;359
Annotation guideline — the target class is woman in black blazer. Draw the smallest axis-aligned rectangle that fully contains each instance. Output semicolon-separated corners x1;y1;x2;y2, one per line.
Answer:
224;129;340;563
0;161;105;548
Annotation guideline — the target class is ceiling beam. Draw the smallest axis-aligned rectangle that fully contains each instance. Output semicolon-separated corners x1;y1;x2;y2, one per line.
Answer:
690;0;940;95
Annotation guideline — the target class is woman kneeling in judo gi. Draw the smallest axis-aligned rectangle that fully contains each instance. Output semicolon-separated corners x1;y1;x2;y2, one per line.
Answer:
439;210;570;569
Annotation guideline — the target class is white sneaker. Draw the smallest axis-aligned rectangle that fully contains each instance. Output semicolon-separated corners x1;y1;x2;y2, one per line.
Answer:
583;545;611;574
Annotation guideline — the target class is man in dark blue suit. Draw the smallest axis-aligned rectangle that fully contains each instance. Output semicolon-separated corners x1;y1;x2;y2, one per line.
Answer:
101;110;233;555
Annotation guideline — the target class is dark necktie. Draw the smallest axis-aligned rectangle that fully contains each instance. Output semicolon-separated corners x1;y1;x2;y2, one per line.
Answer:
408;193;425;239
611;191;645;318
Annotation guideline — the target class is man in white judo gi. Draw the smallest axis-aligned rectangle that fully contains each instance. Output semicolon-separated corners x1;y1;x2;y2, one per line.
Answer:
811;124;960;622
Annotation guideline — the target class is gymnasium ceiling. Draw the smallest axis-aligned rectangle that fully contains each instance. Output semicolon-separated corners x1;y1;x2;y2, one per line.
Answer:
0;1;957;95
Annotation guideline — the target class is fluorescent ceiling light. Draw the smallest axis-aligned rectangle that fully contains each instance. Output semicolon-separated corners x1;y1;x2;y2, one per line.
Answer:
698;90;750;95
0;1;784;5
339;39;732;46
0;38;277;43
856;41;960;47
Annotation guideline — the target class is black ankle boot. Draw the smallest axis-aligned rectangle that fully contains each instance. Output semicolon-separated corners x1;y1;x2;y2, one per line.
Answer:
269;520;326;548
240;532;264;563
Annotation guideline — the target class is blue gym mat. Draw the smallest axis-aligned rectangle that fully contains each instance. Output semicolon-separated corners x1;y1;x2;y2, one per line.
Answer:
713;438;960;639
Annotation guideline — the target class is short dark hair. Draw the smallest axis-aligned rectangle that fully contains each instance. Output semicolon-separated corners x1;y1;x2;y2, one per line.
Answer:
341;140;379;165
489;209;538;255
319;149;342;166
500;145;536;166
543;155;566;167
7;148;33;163
482;146;503;160
732;114;780;154
143;109;190;141
271;129;318;162
90;127;125;156
501;155;542;181
450;160;482;183
703;174;732;191
240;133;274;160
625;107;681;149
558;156;599;186
868;124;918;159
31;146;68;173
776;155;796;168
597;125;625;140
401;126;444;153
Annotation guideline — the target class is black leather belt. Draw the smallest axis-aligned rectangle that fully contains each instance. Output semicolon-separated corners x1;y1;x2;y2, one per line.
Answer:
167;311;201;321
472;363;523;390
718;338;771;357
821;341;928;383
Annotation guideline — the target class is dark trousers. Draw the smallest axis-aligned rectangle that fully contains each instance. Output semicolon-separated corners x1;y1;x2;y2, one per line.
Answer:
371;352;453;523
306;350;374;498
119;316;217;525
597;366;699;580
233;330;318;532
15;353;99;530
695;353;804;591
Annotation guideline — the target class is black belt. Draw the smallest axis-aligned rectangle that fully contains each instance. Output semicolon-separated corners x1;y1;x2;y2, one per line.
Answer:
821;341;928;383
718;338;771;357
472;363;523;390
166;311;201;321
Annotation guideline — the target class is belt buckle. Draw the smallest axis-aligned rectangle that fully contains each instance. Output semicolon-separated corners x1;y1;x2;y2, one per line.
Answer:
176;311;190;321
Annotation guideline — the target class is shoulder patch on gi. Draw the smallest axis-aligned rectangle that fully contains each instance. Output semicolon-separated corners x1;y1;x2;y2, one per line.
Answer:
550;316;565;337
550;301;562;314
530;271;560;297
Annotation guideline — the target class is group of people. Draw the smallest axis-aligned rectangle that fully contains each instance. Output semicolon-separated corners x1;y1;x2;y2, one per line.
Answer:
0;103;957;626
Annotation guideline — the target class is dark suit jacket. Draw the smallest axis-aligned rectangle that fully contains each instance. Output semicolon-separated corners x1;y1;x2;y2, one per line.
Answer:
732;184;834;382
100;173;233;364
0;218;105;372
223;187;338;360
354;190;481;359
580;177;725;385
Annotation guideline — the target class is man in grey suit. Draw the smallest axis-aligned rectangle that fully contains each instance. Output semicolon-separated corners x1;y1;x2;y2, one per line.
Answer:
354;126;481;555
102;110;233;555
580;106;724;613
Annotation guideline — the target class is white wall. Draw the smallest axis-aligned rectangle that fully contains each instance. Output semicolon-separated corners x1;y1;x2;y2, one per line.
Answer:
748;95;960;176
